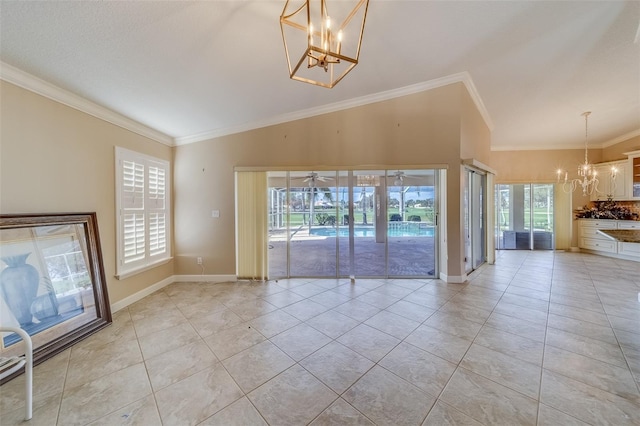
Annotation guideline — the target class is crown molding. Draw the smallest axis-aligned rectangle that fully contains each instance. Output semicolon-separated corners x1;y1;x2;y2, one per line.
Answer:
493;128;640;151
2;61;496;148
0;62;174;146
601;128;640;148
491;143;591;152
175;71;494;145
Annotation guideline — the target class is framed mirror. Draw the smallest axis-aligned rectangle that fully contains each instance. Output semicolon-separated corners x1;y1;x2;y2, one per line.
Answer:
0;213;111;382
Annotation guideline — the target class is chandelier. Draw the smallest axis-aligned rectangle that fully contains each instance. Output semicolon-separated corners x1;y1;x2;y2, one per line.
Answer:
557;111;614;196
280;0;369;88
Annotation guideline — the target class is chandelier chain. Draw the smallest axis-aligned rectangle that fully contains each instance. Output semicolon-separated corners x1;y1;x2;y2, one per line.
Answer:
583;111;590;164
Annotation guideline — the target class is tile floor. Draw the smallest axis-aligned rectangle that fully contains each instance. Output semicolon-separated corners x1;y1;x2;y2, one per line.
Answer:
1;251;640;425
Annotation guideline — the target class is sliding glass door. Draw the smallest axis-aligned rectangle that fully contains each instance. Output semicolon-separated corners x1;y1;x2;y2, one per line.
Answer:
268;169;438;279
267;172;288;277
387;170;437;276
291;171;339;277
353;171;386;276
464;169;486;273
495;183;554;250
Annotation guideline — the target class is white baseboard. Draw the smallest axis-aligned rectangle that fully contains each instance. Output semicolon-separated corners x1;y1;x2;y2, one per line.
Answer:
439;273;468;283
110;274;237;313
172;274;237;283
111;276;174;313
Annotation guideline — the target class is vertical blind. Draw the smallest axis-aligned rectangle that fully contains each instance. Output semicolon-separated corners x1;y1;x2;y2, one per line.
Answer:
554;183;572;250
236;171;268;280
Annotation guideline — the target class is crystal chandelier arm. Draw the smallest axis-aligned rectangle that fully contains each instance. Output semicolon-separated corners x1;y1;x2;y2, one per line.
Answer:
557;112;599;196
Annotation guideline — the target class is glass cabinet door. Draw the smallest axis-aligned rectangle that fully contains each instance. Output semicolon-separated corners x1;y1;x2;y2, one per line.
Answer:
633;156;640;197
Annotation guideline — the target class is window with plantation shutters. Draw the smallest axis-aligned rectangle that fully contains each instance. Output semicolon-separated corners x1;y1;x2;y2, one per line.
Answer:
115;147;171;278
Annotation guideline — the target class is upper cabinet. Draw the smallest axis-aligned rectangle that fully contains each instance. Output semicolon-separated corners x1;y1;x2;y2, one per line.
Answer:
628;151;640;199
590;160;628;201
589;151;640;201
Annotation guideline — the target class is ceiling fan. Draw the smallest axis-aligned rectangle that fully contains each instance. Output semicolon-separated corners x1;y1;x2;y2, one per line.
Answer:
392;171;405;186
303;172;333;187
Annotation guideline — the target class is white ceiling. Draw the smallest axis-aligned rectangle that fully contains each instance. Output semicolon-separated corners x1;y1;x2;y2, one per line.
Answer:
1;1;639;150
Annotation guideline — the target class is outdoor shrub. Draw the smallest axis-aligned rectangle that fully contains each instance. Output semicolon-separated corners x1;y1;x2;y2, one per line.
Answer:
316;213;336;226
390;214;402;221
408;215;421;222
316;213;329;225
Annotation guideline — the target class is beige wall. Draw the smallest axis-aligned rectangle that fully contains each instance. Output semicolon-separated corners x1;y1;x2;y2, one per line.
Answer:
490;149;596;248
490;149;603;183
460;89;491;165
174;82;491;279
602;135;640;161
489;139;640;248
0;81;174;305
2;75;636;304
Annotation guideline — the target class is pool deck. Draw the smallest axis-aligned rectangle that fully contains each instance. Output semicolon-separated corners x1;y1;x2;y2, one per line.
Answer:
268;225;436;278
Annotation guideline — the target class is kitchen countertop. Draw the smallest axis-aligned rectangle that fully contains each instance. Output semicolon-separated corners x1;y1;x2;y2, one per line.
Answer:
597;230;640;243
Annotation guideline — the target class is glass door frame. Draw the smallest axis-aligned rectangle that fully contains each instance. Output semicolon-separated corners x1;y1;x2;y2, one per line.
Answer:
268;168;439;279
464;168;487;273
495;183;556;251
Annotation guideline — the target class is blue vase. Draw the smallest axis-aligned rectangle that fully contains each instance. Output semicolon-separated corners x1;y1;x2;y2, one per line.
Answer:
0;253;39;326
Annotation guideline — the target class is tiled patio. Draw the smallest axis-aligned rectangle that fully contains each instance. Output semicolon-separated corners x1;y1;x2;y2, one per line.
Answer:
1;251;639;425
269;235;436;277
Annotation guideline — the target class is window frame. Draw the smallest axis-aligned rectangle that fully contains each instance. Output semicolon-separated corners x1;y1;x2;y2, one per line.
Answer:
115;147;171;279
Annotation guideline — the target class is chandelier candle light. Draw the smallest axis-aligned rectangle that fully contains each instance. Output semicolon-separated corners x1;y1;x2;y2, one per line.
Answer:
557;111;616;196
280;0;369;88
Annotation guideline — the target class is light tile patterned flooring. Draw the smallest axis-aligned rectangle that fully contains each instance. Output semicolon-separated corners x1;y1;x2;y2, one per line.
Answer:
1;251;640;425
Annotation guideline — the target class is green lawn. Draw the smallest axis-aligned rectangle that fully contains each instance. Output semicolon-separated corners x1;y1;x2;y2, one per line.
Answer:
286;206;436;227
498;208;553;231
283;206;553;231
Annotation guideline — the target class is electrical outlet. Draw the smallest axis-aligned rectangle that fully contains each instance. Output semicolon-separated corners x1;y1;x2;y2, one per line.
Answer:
196;257;203;265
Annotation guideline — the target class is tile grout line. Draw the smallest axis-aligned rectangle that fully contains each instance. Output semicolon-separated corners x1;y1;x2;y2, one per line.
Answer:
588;271;640;397
415;252;531;426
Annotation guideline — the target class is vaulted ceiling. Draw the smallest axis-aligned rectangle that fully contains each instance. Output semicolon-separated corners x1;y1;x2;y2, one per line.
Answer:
1;1;638;150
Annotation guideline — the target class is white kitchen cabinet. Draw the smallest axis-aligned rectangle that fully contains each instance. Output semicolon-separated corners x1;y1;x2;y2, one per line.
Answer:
590;160;628;201
578;219;640;261
618;242;640;258
578;219;617;253
618;221;640;230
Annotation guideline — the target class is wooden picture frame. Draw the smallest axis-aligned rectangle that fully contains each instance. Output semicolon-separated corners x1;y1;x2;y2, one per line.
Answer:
0;213;111;382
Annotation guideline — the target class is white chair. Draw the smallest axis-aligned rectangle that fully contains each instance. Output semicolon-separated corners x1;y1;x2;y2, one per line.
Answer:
0;326;32;420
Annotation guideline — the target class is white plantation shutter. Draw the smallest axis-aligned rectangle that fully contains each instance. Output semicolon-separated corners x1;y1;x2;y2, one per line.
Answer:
116;147;171;278
123;213;145;263
148;212;166;256
147;163;167;258
148;165;166;209
122;160;144;209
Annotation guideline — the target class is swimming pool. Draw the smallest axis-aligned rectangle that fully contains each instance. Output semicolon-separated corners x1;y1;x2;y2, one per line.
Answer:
310;225;435;238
